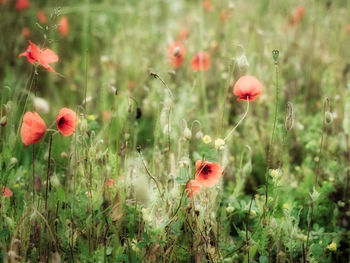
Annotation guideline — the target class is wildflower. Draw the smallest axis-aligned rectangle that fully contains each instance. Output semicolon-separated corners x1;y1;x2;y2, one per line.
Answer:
203;0;213;12
270;169;281;182
191;52;210;71
56;108;78;136
220;9;227;22
177;28;189;42
20;112;47;146
185;179;202;198
327;242;337;251
37;10;47;24
195;160;224;187
18;41;58;73
233;75;262;101
202;135;212;144
34;97;50;114
282;203;289;210
214;138;225;150
289;5;305;26
2;186;13;197
58;16;69;36
107;179;114;187
168;42;186;68
16;0;30;11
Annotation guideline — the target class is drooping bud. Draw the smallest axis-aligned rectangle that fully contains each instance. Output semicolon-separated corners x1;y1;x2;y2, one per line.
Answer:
325;111;333;125
236;54;249;70
285;102;294;131
0;116;8;126
272;50;279;64
184;127;192;140
195;130;204;140
33;97;50;114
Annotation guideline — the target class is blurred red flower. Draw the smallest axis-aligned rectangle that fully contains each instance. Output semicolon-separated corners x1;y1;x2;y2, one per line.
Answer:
58;16;69;36
168;42;186;68
289;5;305;25
191;52;210;71
195;160;223;187
2;186;13;197
56;108;77;136
107;179;115;187
185;179;202;198
177;28;189;42
233;75;262;101
37;10;47;24
21;112;47;146
16;0;30;10
203;0;213;12
21;27;30;38
18;41;58;73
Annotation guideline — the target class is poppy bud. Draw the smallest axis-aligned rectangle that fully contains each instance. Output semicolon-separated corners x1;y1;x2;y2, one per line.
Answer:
34;97;50;114
285;102;294;131
195;130;204;140
0;116;8;126
236;54;249;70
60;152;67;159
325;111;333;125
184;127;192;140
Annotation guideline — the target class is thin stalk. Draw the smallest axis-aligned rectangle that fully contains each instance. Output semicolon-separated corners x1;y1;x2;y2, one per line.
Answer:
45;134;53;218
224;98;249;142
32;144;35;204
246;195;254;263
306;98;328;251
84;49;89;116
264;59;279;217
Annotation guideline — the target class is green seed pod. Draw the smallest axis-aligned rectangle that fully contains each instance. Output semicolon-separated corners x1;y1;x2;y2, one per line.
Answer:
325;111;333;125
272;50;279;63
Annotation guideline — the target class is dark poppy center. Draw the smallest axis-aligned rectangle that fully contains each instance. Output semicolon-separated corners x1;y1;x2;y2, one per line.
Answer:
202;165;212;178
58;117;65;126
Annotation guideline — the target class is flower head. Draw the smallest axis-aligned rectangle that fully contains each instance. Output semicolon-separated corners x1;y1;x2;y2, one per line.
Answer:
107;179;114;187
233;75;262;101
58;16;69;36
191;52;210;71
168;42;186;68
21;112;47;146
177;28;189;42
289;5;305;26
203;0;213;12
214;138;225;150
2;186;13;197
56;108;78;136
16;0;30;10
195;160;223;187
185;179;201;198
327;241;337;251
37;10;47;24
18;41;58;73
202;135;212;144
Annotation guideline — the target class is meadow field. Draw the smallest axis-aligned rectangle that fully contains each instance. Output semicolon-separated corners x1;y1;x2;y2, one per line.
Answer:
0;0;350;262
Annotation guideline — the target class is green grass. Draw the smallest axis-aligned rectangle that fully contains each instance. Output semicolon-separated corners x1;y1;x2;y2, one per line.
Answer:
1;0;350;262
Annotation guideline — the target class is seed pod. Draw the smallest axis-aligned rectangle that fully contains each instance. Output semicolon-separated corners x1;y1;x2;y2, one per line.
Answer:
272;50;279;63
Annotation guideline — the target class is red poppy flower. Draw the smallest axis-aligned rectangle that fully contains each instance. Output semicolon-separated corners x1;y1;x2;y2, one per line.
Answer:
233;75;262;101
20;112;47;146
185;179;202;198
168;42;186;68
191;52;210;71
195;160;223;187
58;16;69;36
289;5;305;25
37;10;47;24
16;0;30;10
2;186;13;197
18;41;58;73
203;0;213;12
107;179;114;187
177;28;189;42
56;108;77;136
